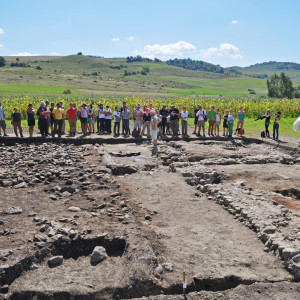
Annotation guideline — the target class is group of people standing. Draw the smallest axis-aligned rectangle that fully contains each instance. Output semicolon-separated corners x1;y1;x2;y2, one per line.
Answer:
0;100;283;141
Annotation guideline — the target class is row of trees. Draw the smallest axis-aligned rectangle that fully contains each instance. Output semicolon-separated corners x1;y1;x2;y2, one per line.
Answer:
166;58;224;73
126;56;161;63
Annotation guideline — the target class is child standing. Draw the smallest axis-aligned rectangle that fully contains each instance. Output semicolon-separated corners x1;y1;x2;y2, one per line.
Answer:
215;108;221;136
236;107;245;133
228;109;236;138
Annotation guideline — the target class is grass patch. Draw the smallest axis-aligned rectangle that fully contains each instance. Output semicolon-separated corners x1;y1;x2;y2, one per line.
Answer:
0;83;81;94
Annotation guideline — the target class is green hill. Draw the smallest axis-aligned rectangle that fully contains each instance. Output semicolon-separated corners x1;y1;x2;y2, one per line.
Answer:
227;61;300;82
1;55;299;96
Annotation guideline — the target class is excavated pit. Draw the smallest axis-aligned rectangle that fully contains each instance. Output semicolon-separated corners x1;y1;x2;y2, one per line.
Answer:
1;137;300;299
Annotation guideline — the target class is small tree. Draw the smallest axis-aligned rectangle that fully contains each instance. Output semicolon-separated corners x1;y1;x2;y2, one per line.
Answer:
141;66;150;75
16;58;20;61
63;89;71;94
0;56;6;67
77;52;83;55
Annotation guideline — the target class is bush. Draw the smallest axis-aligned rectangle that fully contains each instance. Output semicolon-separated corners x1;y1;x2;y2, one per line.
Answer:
0;56;5;67
63;89;71;94
36;66;42;70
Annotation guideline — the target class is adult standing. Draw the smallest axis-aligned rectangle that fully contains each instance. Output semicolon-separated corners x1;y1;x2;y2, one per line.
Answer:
37;101;48;137
45;101;51;136
67;103;77;137
273;111;281;141
181;107;188;137
0;101;8;136
141;106;151;138
49;102;55;134
120;101;127;135
11;107;23;137
193;105;200;134
150;109;161;155
80;103;88;136
207;105;216;136
196;106;207;137
122;105;130;136
133;104;143;136
104;105;112;134
97;103;105;134
59;102;66;135
169;105;180;138
52;103;64;138
27;103;35;138
159;105;168;137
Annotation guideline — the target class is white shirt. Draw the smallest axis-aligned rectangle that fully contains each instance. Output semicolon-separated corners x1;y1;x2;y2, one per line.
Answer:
105;109;112;120
113;111;120;122
196;110;206;121
80;108;88;118
0;106;5;120
97;108;105;118
181;111;188;121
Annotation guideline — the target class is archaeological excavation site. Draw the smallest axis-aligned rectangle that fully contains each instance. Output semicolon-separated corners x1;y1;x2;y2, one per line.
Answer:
1;136;300;299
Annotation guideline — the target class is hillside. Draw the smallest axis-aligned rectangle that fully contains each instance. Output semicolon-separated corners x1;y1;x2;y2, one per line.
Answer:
0;55;275;96
227;61;300;82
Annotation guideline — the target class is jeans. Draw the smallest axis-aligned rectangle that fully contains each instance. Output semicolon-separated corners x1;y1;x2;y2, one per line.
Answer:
123;119;130;134
161;118;167;135
273;123;279;140
97;117;105;133
53;119;63;137
114;122;120;135
181;120;187;136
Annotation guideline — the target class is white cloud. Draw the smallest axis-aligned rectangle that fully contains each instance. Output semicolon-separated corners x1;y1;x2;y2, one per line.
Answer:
135;41;196;59
0;44;4;48
127;36;134;41
0;28;4;35
10;52;40;56
199;43;243;60
111;37;120;42
49;51;60;55
232;20;238;24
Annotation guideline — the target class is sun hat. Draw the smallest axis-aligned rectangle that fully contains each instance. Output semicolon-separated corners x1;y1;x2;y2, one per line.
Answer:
40;101;45;106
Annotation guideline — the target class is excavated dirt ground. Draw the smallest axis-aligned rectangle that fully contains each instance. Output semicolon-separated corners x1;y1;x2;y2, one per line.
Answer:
0;136;300;299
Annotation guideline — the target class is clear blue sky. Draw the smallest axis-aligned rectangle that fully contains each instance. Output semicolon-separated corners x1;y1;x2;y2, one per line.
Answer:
0;0;299;67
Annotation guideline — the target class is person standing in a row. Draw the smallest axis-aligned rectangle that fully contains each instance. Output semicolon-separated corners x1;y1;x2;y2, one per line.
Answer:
11;107;23;137
37;101;49;137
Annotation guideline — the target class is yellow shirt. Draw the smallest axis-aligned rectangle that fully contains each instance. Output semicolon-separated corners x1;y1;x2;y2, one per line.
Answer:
53;108;63;120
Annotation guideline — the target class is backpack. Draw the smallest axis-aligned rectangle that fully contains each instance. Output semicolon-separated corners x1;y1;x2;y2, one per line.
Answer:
237;128;245;135
261;131;266;138
132;129;139;138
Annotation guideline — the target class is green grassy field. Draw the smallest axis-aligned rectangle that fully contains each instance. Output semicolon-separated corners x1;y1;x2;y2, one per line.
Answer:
0;83;81;94
0;55;271;97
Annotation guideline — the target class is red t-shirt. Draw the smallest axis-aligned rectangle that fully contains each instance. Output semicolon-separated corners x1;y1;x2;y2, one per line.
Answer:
67;107;77;119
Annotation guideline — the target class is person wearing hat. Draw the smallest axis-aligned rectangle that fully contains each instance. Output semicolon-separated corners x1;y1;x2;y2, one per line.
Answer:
37;101;49;137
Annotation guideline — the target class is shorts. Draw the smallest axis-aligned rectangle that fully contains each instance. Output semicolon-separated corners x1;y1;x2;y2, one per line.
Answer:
0;120;6;130
197;120;205;128
134;119;142;129
28;119;35;126
223;121;228;128
151;129;158;140
87;117;92;124
81;117;88;124
216;120;221;126
194;117;198;125
237;119;244;125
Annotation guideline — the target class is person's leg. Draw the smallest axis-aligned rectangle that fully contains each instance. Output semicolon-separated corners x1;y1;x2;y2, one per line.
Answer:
18;122;23;137
273;124;275;140
228;123;233;137
117;122;120;135
114;122;117;135
13;123;18;136
108;119;112;134
141;121;146;136
162;119;166;135
58;120;63;137
276;124;279;140
265;123;270;138
240;120;244;130
100;118;104;133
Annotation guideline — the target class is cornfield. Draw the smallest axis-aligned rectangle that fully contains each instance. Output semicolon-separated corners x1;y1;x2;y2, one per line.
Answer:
1;95;299;118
